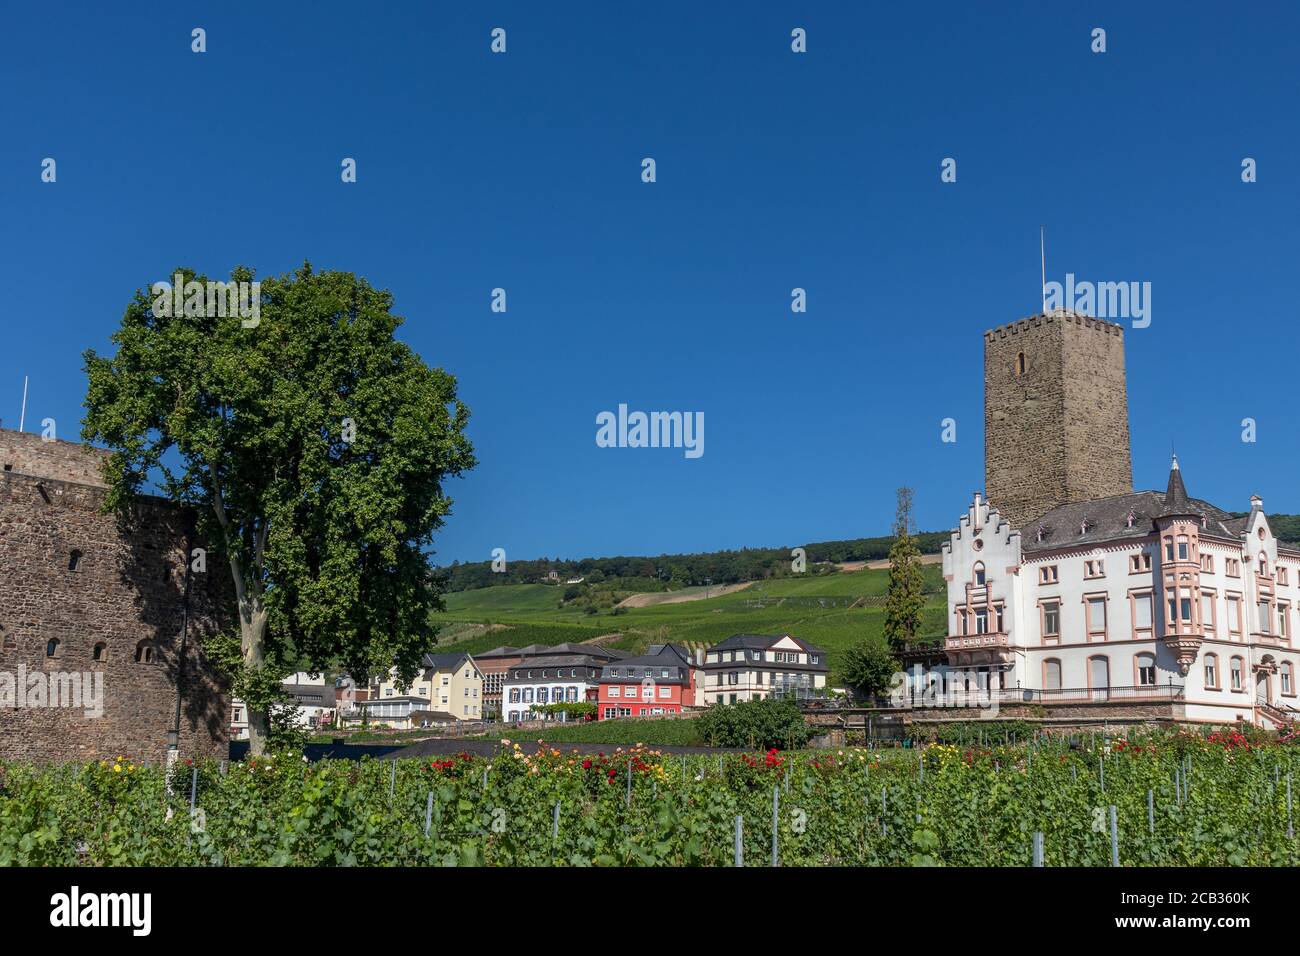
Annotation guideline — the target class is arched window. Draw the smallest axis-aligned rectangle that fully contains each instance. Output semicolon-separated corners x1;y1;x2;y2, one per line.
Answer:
1229;656;1244;690
1135;653;1156;686
68;550;83;571
1259;554;1268;576
134;641;154;664
1043;658;1062;691
1203;653;1219;689
45;638;61;658
92;642;108;663
1015;352;1026;376
973;562;986;586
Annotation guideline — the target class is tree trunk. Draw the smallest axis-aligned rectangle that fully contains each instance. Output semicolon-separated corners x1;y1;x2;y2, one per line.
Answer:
241;597;270;756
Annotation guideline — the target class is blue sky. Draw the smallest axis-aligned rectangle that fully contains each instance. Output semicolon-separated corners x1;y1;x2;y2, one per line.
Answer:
2;2;1297;565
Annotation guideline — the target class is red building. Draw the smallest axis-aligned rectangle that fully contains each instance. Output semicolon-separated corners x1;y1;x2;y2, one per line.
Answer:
597;644;700;719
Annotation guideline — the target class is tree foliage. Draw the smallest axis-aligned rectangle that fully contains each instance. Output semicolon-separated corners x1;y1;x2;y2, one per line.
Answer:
695;698;811;750
883;487;927;654
82;263;475;753
840;641;899;697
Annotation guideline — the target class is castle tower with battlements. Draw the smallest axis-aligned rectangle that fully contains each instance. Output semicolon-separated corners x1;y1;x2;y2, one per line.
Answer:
983;310;1133;530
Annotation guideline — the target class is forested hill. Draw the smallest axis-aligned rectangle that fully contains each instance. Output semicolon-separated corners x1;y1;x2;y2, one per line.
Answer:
436;514;1300;594
435;531;952;592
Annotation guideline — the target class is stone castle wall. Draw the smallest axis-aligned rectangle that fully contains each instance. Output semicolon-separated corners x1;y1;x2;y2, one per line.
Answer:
984;312;1133;529
0;429;229;764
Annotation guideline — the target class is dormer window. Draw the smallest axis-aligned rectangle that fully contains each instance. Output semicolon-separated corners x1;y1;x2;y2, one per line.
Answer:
1080;517;1090;535
1126;512;1135;528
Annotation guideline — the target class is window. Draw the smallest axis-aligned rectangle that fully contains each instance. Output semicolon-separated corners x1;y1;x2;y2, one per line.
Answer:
1039;565;1059;585
1015;351;1026;376
523;688;534;703
1230;657;1244;690
1177;536;1190;561
973;562;986;585
1200;554;1214;573
1086;597;1107;639
134;640;153;664
1043;659;1062;691
1279;567;1290;586
1164;538;1174;562
68;550;83;571
441;676;449;686
509;688;520;703
567;687;578;702
1259;601;1272;635
537;688;548;704
1085;560;1105;579
1260;555;1269;576
46;638;61;659
1227;595;1242;635
1042;601;1061;639
92;642;107;662
1136;653;1157;687
1204;654;1219;689
1226;558;1241;577
1132;593;1153;636
1201;592;1216;633
1089;656;1110;690
1284;663;1295;697
975;607;989;634
1179;592;1193;624
728;672;738;685
658;686;671;698
1130;553;1152;573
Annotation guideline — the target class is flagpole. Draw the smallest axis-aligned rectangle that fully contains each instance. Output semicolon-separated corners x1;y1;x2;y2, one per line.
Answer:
18;375;28;432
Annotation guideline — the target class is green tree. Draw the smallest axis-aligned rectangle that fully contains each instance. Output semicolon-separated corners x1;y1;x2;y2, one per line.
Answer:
883;486;926;654
82;263;475;755
840;641;898;697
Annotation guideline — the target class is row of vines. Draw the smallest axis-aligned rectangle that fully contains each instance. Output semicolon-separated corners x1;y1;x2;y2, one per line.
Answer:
1;728;1296;866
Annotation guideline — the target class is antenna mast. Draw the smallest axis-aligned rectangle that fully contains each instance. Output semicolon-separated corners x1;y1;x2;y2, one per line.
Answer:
1040;226;1047;314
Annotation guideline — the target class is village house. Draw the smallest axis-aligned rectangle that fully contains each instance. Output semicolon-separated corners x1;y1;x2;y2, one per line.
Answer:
596;643;700;719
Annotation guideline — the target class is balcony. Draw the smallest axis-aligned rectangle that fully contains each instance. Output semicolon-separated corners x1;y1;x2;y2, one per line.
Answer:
945;632;1012;666
859;682;1185;710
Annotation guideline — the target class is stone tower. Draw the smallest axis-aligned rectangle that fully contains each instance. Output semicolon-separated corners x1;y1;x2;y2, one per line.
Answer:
983;311;1133;530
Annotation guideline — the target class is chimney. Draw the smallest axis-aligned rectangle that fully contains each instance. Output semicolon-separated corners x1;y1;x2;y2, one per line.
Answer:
1251;495;1263;512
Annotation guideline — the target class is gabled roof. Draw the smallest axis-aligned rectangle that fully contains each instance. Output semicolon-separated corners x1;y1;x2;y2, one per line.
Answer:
472;645;522;659
419;652;477;672
707;633;826;655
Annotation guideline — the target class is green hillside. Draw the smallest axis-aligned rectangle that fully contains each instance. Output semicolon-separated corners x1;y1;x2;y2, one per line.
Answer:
436;565;947;683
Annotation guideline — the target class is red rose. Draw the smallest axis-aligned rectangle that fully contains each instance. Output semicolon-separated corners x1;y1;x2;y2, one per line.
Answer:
582;760;592;770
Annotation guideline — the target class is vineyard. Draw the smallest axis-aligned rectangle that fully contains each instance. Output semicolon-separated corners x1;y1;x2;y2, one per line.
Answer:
1;729;1297;866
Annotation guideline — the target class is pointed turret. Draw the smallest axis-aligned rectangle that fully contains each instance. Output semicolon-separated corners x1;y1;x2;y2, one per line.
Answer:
1160;453;1198;517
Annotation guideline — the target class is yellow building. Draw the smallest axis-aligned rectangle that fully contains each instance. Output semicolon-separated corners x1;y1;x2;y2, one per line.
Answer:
367;652;484;727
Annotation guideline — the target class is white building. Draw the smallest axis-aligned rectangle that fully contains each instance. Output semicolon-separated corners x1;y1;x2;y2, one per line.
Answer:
936;462;1300;727
700;634;829;705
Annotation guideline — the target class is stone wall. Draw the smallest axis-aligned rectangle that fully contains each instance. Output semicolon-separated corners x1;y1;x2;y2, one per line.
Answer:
0;429;229;764
984;313;1133;529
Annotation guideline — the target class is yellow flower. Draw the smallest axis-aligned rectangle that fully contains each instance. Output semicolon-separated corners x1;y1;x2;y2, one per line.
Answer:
112;764;122;773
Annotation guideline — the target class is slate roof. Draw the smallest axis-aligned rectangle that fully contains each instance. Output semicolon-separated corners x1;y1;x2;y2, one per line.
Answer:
1020;457;1244;553
419;652;477;671
707;633;827;656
